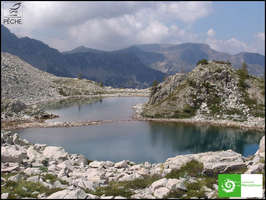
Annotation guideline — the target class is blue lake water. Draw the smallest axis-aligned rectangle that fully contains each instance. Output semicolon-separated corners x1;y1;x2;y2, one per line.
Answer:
16;97;264;163
45;97;148;122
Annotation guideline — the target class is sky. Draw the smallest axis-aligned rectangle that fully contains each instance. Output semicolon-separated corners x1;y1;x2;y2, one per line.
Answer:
1;1;265;55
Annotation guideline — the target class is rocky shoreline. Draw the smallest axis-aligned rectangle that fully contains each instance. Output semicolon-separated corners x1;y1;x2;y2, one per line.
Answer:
133;103;265;132
2;100;264;132
1;92;149;130
1;119;137;131
1;130;264;199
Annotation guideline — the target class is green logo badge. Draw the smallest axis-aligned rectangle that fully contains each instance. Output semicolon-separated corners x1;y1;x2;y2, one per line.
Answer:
218;174;241;197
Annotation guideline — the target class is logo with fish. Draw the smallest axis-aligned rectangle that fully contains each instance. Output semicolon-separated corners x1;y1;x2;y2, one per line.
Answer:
2;1;23;24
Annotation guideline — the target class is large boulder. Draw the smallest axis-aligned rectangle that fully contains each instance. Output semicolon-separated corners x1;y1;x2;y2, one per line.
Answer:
27;146;45;163
24;168;41;176
195;150;245;174
43;146;68;161
150;178;168;192
47;189;88;199
153;187;170;198
1;145;27;163
163;150;245;175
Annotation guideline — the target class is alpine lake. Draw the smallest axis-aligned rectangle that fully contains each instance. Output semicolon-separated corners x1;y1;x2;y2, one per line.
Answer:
16;97;264;163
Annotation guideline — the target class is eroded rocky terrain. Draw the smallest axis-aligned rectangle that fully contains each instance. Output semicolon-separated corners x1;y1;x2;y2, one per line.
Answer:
141;60;265;129
1;131;264;199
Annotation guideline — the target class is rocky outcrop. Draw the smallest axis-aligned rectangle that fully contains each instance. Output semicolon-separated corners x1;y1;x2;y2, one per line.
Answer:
1;98;58;121
1;130;264;199
245;136;265;174
142;61;265;123
1;52;105;104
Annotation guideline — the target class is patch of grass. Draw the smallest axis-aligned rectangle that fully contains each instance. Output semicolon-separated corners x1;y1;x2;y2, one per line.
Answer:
200;177;217;189
119;175;162;190
43;173;57;184
224;166;248;174
42;173;68;185
90;182;134;198
165;188;186;198
171;104;197;119
186;182;201;191
1;180;64;199
165;160;204;179
207;94;221;115
39;166;48;172
186;188;207;199
236;70;265;118
45;187;64;196
88;175;161;198
154;113;163;118
1;172;20;180
224;108;243;116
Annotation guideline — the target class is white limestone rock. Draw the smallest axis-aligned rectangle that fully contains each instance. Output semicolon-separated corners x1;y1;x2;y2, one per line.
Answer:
24;168;41;176
27;146;45;163
153;187;170;198
1;193;9;199
150;178;168;192
8;174;23;182
89;161;105;168
43;146;68;161
166;178;187;191
114;160;128;168
47;189;88;199
27;176;40;183
1;145;27;163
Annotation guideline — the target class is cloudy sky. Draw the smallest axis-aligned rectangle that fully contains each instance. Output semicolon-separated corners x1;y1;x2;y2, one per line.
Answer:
1;1;265;55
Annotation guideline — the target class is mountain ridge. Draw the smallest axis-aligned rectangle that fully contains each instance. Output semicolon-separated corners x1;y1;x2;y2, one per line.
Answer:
1;25;164;89
65;42;265;76
1;25;265;89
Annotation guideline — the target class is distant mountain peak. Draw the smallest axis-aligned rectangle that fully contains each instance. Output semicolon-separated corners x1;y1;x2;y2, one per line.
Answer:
62;45;105;54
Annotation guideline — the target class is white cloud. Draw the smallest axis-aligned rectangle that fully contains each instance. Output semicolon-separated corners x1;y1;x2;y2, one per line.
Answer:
1;1;212;51
156;2;212;23
137;21;169;43
255;32;265;41
207;28;215;37
2;1;264;55
206;37;257;55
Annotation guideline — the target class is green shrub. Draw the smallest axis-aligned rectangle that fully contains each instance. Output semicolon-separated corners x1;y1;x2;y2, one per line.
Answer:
89;175;161;198
1;180;64;198
196;59;208;65
165;160;203;179
165;189;186;198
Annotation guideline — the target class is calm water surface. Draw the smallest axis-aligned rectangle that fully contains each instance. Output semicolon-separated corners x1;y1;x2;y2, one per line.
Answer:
46;97;148;122
17;97;263;163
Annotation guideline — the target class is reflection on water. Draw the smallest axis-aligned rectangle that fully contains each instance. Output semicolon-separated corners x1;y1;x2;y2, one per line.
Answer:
17;121;263;163
148;122;263;156
45;97;148;122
